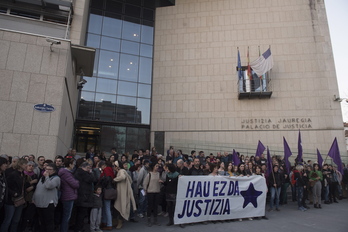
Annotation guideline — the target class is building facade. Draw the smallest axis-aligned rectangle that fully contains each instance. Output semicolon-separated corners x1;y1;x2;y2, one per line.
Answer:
0;0;346;162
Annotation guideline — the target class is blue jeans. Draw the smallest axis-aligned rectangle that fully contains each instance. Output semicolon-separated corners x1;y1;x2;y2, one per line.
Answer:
270;187;281;209
61;200;74;232
297;186;304;207
0;204;24;232
138;190;147;214
102;199;112;227
324;185;329;201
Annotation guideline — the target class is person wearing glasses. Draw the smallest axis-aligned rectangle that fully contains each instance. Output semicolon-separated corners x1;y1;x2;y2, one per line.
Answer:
32;163;61;232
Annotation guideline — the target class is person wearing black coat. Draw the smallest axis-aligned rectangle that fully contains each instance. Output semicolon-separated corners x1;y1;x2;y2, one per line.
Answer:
0;158;28;232
73;162;96;232
163;163;179;226
267;165;283;211
0;157;8;210
294;165;307;211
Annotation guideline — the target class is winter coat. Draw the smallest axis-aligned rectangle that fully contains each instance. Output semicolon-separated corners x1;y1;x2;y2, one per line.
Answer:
74;168;96;207
113;169;136;220
32;175;61;208
58;168;79;201
5;170;25;205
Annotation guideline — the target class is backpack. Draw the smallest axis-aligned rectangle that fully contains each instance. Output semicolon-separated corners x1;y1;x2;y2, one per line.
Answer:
291;170;298;186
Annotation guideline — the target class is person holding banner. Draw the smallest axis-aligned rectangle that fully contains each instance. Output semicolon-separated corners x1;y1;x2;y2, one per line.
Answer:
208;163;219;176
143;162;164;227
267;165;283;212
163;163;179;226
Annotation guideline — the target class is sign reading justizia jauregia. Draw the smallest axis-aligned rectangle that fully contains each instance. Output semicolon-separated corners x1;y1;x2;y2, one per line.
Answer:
241;118;312;130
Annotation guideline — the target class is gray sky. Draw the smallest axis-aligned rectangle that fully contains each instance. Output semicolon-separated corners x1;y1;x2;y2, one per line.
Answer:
325;0;348;122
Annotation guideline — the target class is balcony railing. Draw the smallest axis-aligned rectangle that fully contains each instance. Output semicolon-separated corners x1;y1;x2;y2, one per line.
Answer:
237;69;272;99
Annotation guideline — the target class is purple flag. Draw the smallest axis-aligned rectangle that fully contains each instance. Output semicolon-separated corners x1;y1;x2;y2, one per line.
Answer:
283;137;292;174
317;149;323;169
255;140;266;157
266;146;273;177
232;149;240;166
297;130;303;163
327;137;343;174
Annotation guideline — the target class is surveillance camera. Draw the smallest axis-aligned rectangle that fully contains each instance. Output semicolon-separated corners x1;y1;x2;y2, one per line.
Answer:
46;38;61;45
78;79;87;85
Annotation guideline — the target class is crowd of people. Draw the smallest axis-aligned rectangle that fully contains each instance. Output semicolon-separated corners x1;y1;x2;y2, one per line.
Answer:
0;146;347;232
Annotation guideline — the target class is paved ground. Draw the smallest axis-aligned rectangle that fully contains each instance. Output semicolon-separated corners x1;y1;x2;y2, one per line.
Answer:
92;199;348;232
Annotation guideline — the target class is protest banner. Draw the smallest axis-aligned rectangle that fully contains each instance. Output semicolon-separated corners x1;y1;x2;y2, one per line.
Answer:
174;175;267;224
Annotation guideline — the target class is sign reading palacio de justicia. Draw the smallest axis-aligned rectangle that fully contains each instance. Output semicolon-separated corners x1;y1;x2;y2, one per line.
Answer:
241;118;312;130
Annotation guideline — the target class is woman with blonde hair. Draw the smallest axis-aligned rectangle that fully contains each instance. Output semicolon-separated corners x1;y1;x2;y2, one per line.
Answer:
113;160;136;229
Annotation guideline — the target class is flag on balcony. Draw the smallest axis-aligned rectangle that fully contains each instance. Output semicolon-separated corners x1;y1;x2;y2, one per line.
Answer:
237;49;243;80
247;47;252;80
327;137;343;174
250;47;274;76
283;137;292;174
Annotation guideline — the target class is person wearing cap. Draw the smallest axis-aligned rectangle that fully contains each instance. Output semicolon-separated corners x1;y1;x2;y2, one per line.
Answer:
113;160;137;229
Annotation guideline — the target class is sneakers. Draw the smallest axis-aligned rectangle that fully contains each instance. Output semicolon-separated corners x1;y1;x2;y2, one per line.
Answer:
298;206;307;211
138;213;144;218
164;212;169;217
248;218;253;221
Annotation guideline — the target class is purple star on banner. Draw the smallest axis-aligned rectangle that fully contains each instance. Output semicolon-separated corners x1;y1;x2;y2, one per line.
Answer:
240;183;263;208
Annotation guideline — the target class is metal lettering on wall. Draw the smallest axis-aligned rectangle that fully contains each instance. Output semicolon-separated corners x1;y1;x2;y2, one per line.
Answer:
241;118;312;130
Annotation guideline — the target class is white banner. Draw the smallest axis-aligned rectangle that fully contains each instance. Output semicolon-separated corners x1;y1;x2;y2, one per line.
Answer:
174;175;267;224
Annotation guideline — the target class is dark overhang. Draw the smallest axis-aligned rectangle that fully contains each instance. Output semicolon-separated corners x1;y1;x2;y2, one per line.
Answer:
71;44;96;77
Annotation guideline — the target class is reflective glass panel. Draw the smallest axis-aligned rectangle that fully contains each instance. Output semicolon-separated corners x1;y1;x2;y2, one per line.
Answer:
118;81;137;97
95;93;116;103
95;93;116;121
100;36;121;52
141;25;153;44
139;57;152;84
102;14;122;38
81;91;95;101
137;84;151;98
96;78;117;94
98;50;119;79
137;98;151;124
88;14;103;34
82;76;96;92
122;21;141;42
119;54;139;82
121;40;140;55
86;33;101;49
116;96;136;123
93;49;100;76
140;44;153;57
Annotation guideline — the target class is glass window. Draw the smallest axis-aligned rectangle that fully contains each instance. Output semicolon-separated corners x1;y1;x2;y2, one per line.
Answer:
86;33;100;48
102;13;122;38
79;92;95;120
143;8;154;21
91;0;104;9
121;40;140;55
81;91;95;101
95;93;116;103
125;4;141;18
122;21;141;42
82;76;97;92
105;1;123;14
93;49;100;76
141;24;153;44
119;54;139;82
96;78;117;94
139;57;152;84
116;96;136;123
88;13;103;34
137;98;151;124
98;50;120;79
101;36;121;52
95;93;116;121
138;84;151;98
118;81;137;97
140;44;153;57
